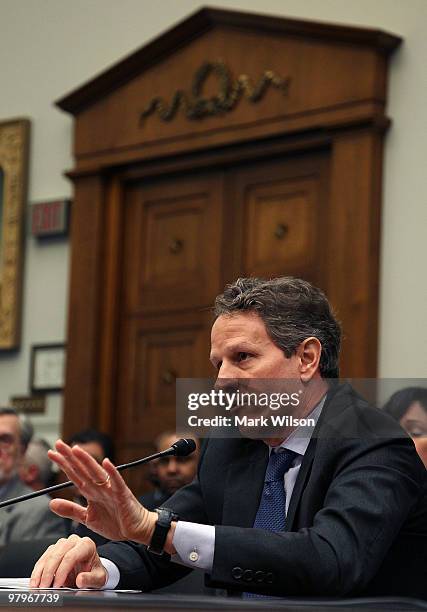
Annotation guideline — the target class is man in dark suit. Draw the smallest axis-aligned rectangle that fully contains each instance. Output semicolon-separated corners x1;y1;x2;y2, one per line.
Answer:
139;431;200;511
30;277;427;598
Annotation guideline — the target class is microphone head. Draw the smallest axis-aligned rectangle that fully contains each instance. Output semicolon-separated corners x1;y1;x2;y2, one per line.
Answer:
171;438;197;457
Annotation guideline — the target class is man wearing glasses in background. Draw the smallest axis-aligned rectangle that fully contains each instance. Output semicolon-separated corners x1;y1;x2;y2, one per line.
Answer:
0;408;67;545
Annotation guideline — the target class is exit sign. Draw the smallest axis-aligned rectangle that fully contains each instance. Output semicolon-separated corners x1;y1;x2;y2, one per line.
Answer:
31;199;70;237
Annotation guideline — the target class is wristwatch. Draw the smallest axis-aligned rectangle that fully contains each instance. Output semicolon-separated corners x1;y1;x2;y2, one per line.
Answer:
147;507;179;555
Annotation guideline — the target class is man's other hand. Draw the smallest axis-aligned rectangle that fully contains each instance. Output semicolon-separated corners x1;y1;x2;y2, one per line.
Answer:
30;535;106;588
47;439;157;543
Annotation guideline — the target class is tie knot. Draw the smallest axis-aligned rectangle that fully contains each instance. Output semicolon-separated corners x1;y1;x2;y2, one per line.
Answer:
266;449;298;482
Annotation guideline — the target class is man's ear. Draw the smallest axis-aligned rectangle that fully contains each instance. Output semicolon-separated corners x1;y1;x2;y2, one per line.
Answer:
297;337;322;382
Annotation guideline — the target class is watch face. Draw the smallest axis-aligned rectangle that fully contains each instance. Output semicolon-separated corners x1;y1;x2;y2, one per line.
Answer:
148;507;179;555
157;507;179;521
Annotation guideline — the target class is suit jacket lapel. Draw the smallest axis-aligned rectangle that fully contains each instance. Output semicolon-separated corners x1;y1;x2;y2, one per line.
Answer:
286;383;353;530
285;438;316;530
222;440;268;527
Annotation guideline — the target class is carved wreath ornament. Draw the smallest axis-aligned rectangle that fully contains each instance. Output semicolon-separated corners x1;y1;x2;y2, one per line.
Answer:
140;61;290;124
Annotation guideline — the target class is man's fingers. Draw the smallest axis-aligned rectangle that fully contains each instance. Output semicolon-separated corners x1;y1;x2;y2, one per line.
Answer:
72;445;111;484
48;449;87;489
103;458;129;495
50;499;87;523
76;566;106;590
53;440;93;483
32;535;81;588
30;542;61;588
52;539;96;588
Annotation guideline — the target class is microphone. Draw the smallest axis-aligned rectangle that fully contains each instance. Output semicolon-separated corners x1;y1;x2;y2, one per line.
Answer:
0;438;196;509
170;438;196;457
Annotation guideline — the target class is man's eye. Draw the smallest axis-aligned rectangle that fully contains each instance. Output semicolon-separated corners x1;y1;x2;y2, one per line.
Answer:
237;352;250;362
408;430;426;438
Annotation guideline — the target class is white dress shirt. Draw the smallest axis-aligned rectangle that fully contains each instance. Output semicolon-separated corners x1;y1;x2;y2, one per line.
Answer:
101;396;325;589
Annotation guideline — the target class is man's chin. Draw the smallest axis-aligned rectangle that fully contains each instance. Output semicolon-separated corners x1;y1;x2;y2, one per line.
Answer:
164;482;184;495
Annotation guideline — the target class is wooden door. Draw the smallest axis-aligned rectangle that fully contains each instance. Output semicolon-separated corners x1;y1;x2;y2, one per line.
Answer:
115;152;330;492
224;152;329;287
116;172;223;491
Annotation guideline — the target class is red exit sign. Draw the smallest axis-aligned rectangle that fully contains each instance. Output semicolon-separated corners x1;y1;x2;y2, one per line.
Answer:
31;200;70;237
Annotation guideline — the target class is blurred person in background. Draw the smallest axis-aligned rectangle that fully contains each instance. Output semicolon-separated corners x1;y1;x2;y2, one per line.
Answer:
139;431;200;510
383;387;427;468
69;429;115;464
0;408;67;545
19;438;55;491
68;429;115;546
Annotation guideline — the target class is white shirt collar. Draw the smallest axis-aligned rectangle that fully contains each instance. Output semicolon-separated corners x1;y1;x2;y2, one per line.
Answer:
269;393;326;457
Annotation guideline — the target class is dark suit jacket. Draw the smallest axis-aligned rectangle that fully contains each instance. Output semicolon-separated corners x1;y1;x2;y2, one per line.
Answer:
98;383;427;598
0;477;67;546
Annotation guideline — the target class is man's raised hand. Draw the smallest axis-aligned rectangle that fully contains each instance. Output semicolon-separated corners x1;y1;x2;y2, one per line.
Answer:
47;440;156;543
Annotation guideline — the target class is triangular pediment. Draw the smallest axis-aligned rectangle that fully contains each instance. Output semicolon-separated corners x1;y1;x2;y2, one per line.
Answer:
58;7;401;168
57;6;400;114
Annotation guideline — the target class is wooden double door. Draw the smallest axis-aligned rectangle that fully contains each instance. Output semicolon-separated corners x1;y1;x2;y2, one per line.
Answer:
116;151;330;489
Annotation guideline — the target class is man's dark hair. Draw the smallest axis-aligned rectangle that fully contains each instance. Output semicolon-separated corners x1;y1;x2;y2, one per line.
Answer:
214;277;342;378
68;429;115;462
383;387;427;422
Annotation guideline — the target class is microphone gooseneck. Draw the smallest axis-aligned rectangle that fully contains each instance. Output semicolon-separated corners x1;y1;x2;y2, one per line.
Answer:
0;438;196;509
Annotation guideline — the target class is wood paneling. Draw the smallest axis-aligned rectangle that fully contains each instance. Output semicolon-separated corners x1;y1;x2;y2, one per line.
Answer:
226;153;328;283
63;175;105;440
123;174;224;314
58;8;400;472
325;128;384;377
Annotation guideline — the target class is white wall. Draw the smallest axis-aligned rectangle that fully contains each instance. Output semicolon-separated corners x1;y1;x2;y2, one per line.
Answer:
0;0;426;441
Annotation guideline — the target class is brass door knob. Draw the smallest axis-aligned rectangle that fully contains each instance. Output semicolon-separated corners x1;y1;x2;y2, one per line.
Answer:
274;223;289;240
169;239;184;254
161;369;177;385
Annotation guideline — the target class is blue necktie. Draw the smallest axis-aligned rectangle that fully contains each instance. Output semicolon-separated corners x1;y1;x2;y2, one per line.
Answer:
244;449;298;598
253;448;298;532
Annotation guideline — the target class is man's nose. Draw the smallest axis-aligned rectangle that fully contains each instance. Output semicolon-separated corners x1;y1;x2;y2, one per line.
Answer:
214;365;240;392
166;458;179;473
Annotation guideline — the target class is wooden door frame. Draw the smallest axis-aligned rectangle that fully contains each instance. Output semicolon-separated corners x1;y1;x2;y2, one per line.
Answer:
63;118;386;440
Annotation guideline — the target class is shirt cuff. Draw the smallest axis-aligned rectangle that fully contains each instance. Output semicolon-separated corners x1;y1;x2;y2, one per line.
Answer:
99;557;121;589
171;521;215;572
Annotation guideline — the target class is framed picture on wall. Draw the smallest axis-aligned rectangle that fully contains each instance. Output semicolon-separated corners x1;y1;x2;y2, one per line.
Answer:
30;343;66;393
0;118;30;350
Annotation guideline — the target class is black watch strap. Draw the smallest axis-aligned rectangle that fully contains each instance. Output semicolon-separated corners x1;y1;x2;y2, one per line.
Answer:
147;507;179;555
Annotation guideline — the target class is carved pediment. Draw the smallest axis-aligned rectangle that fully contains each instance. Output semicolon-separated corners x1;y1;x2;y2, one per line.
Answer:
57;7;400;167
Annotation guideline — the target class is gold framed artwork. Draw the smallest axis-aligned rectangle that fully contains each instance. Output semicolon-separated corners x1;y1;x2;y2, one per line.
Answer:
0;118;30;350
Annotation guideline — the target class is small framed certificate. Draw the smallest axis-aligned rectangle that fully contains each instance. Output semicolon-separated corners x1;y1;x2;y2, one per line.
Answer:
30;344;66;393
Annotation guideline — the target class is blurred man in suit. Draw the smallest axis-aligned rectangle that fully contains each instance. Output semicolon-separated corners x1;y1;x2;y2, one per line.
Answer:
30;278;427;598
69;429;115;465
68;429;115;547
140;431;200;510
20;438;55;491
0;409;67;545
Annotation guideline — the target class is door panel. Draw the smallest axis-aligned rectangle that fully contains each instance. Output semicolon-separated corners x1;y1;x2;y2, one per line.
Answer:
123;173;224;314
225;152;329;286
